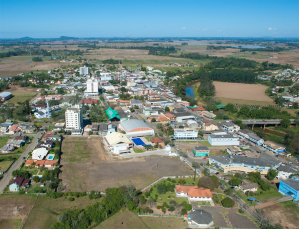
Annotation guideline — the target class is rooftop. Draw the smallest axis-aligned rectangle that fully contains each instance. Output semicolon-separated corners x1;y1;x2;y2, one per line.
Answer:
120;119;152;132
282;179;299;191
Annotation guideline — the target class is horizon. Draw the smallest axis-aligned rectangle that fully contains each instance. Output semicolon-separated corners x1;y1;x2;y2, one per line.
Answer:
0;0;298;38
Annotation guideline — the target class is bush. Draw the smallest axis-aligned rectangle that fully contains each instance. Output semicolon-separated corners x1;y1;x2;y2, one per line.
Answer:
221;197;235;208
68;197;75;202
181;208;187;215
157;183;167;194
198;176;219;191
239;209;244;214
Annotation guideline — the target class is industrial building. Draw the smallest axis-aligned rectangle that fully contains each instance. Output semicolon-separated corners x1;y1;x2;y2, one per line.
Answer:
104;132;133;154
0;92;13;102
118;119;154;138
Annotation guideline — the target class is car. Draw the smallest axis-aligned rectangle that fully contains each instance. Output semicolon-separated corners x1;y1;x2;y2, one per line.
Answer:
270;182;275;184
23;157;25;160
243;153;246;155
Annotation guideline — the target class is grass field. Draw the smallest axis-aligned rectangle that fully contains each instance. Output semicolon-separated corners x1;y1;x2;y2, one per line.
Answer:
23;195;103;229
2;86;38;105
0;160;14;172
95;208;187;229
0;136;13;145
255;191;283;201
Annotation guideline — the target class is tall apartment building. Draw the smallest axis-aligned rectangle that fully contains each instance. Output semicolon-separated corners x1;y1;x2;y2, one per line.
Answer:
85;77;99;97
79;65;89;75
65;105;83;135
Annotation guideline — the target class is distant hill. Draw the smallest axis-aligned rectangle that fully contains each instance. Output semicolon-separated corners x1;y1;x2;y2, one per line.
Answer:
59;36;78;40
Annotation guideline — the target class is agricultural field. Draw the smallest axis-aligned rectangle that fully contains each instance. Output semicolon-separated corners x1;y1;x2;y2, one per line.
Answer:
95;208;187;229
212;81;275;106
60;136;193;192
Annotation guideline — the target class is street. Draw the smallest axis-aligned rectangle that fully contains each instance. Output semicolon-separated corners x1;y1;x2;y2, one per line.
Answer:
0;130;43;194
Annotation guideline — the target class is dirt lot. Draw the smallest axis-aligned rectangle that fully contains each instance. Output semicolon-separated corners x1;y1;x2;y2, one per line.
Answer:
0;195;36;229
60;136;193;192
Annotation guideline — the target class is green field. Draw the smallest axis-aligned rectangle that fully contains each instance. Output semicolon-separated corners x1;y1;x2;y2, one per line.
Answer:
8;93;37;104
0;160;14;172
0;136;13;145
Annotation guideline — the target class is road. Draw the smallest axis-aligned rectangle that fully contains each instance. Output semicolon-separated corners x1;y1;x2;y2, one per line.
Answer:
0;130;43;194
121;149;168;159
242;119;295;125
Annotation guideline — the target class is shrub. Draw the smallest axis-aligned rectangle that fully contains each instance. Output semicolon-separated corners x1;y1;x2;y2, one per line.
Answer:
239;209;244;214
157;205;161;209
181;208;187;215
221;197;235;208
68;197;75;201
168;206;175;212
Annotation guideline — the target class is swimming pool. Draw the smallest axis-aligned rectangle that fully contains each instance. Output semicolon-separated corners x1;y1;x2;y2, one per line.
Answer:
132;138;146;146
48;155;54;160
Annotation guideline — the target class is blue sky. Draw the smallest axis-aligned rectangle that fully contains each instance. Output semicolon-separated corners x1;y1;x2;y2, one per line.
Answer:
0;0;298;38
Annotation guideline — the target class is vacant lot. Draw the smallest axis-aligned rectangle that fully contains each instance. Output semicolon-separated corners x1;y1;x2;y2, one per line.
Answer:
0;160;13;172
23;195;102;229
95;208;187;229
212;81;275;106
60;136;193;192
2;86;38;104
0;194;36;229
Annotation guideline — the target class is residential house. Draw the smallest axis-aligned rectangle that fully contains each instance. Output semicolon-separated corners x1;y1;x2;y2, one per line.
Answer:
202;121;219;132
150;137;165;148
193;146;210;157
185;210;214;228
1;144;15;153
198;111;216;119
32;148;48;160
175;185;212;202
209;154;281;175
164;113;176;122
9;177;30;192
7;139;24;148
130;99;143;108
222;122;240;133
80;98;98;106
91;124;99;132
237;180;258;193
143;109;159;117
278;177;299;200
54;123;65;131
8;124;19;135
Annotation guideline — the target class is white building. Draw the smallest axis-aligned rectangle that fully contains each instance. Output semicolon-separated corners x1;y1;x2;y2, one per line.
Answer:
100;73;112;82
32;148;48;160
222;122;240;133
174;128;198;140
79;66;89;75
118;119;154;138
208;132;239;146
104;132;133;154
175;185;212;202
65;105;83;135
85;77;99;97
276;163;299;180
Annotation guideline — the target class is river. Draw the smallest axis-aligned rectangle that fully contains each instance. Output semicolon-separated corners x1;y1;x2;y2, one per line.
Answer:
186;86;194;99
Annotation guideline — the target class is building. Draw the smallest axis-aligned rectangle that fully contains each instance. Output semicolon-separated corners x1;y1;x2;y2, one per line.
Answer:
54;123;65;131
237;180;258;193
193;146;210;157
85;77;99;97
276;163;299;179
238;129;264;145
32;148;48;160
175;185;212;202
187;120;198;128
105;107;120;121
118;119;154;138
143;109;159;117
104;132;133;154
80;98;98;106
185;210;214;228
150;137;165;148
0;92;13;102
199;111;216;119
208;132;239;146
171;112;195;123
202;121;219;132
278;178;299;200
222;122;240;133
130;99;143;108
263;141;286;154
79;65;89;75
174;128;198;140
1;144;15;153
9;176;30;192
65;105;83;135
209;154;281;175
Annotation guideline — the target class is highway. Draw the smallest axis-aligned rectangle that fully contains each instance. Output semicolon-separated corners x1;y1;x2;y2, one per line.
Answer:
242;119;295;125
0;129;44;194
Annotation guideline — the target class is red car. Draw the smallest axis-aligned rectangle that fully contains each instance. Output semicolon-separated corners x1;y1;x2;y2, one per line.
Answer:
243;153;246;155
270;182;275;184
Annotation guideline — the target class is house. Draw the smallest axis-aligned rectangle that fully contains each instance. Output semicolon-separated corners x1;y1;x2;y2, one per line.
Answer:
276;163;299;180
202;121;219;132
175;185;212;202
130;99;143;108
238;129;264;145
8;176;30;192
150;137;165;148
80;98;98;106
118;119;154;138
156;115;169;123
193;146;210;157
143;109;159;117
185;210;214;228
32;148;48;160
36;140;54;149
8;124;19;135
237;180;258;193
104;132;133;154
54;123;65;131
278;177;299;200
263;141;286;154
208;132;239;146
164;113;176;122
7;139;24;148
187;120;198;128
1;144;15;153
91;124;99;132
198;111;216;119
18;123;36;133
222;122;240;133
34;104;47;111
25;159;58;168
174;128;198;140
209;154;281;175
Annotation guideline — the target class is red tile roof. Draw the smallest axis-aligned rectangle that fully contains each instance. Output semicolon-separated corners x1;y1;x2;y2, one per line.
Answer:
150;137;164;144
175;185;212;198
8;176;30;188
164;113;176;118
80;98;98;105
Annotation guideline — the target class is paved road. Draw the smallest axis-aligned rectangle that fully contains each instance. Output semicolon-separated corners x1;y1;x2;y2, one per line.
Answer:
121;149;168;159
0;130;43;193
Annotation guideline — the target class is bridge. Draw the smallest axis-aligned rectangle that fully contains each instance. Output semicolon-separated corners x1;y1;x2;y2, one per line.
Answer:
242;119;296;129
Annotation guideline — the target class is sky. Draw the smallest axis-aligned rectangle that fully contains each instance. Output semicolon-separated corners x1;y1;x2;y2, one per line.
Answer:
0;0;298;38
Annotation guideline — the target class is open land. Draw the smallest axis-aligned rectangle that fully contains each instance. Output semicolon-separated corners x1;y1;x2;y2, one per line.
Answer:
95;208;187;229
60;136;193;192
3;86;38;104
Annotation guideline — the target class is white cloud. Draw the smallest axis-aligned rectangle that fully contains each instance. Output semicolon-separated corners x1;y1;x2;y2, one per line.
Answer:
203;28;207;31
218;30;222;32
274;28;277;30
182;27;186;30
268;27;273;30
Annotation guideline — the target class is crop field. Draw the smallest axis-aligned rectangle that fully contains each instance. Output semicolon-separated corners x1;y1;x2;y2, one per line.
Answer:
212;81;275;105
60;136;193;192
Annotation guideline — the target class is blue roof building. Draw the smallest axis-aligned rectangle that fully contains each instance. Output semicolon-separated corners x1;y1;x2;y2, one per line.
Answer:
278;177;299;200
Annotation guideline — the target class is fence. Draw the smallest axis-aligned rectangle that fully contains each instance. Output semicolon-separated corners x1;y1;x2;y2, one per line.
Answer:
179;156;201;176
138;213;183;218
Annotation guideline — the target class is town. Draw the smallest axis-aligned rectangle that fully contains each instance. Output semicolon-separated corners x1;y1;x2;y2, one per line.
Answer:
0;49;299;229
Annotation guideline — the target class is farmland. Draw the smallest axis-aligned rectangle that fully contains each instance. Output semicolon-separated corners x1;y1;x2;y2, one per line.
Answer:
60;137;193;192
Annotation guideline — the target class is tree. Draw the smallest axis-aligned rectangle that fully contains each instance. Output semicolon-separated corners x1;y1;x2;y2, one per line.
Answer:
151;118;156;123
119;87;126;92
33;176;40;183
192;162;200;182
198;176;219;191
165;106;170;112
225;103;234;112
229;178;242;186
267;169;278;180
221;197;235;208
238;106;250;117
203;168;210;176
281;118;291;128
